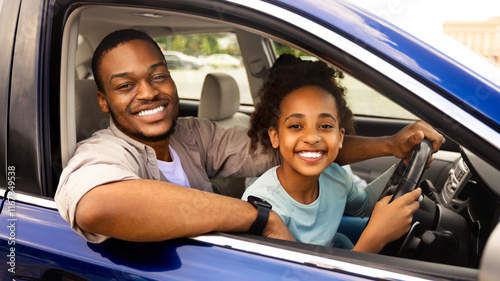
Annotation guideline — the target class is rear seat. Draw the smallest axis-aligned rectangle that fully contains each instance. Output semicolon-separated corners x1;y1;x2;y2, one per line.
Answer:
198;72;251;198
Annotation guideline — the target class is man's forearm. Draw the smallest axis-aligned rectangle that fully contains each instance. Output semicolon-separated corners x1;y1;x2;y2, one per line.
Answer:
75;179;260;242
336;121;445;165
336;135;392;165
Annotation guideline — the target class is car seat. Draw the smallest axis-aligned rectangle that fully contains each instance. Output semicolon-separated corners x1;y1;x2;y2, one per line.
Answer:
198;72;250;198
75;79;109;142
198;72;250;128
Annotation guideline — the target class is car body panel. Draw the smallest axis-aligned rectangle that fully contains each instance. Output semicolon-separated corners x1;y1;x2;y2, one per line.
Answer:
7;0;45;196
0;0;19;187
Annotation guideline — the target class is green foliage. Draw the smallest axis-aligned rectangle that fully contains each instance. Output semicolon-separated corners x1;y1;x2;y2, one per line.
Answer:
155;33;240;56
273;41;306;57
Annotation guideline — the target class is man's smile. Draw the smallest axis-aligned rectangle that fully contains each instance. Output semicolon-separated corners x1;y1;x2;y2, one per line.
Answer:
136;105;166;116
127;101;170;124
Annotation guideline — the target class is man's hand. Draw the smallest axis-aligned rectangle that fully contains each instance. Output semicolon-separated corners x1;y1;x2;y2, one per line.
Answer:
389;120;445;159
262;211;296;241
336;120;445;166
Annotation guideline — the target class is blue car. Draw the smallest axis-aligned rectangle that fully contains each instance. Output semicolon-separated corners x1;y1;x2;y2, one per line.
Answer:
1;0;499;280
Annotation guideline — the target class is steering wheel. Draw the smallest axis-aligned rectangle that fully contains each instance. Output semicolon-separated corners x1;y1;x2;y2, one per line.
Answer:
378;139;433;256
379;138;433;202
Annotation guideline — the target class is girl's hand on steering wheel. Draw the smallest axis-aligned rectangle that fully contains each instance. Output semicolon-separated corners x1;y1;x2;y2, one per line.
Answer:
353;188;422;254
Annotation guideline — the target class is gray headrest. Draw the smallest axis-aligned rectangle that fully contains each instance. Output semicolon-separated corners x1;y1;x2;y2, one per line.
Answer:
198;73;240;121
75;79;109;141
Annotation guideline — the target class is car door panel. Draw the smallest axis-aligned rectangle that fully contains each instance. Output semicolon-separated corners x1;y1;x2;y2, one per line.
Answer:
0;0;20;191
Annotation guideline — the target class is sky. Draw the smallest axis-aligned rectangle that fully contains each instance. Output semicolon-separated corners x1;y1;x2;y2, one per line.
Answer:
344;0;500;36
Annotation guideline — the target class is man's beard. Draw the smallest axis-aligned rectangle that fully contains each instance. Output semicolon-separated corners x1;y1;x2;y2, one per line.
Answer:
110;111;178;143
130;118;178;142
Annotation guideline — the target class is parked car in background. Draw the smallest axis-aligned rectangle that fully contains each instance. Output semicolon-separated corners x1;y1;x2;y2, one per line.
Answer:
1;0;500;280
163;50;200;69
204;53;242;68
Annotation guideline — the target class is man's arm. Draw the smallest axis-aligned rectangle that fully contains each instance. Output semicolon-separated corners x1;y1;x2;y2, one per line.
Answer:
336;120;445;165
75;179;294;242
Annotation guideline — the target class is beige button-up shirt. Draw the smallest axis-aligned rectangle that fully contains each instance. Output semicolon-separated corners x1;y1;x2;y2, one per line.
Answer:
55;117;279;242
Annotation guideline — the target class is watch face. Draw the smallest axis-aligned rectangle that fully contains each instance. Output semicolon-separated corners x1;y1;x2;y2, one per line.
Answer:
248;196;272;208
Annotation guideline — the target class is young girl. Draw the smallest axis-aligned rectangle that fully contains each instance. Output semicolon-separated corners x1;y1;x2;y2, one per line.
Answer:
242;54;421;253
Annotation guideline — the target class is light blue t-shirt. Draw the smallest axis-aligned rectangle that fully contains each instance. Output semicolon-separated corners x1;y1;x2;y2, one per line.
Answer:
242;163;394;247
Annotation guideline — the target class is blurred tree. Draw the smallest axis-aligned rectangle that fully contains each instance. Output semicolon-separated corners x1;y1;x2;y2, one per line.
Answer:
156;33;235;56
273;41;306;57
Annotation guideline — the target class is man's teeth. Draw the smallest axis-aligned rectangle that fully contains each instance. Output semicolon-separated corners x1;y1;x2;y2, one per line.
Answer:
298;151;323;158
137;106;165;116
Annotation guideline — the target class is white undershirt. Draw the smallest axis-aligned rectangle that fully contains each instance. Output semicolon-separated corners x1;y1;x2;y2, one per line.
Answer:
157;145;191;188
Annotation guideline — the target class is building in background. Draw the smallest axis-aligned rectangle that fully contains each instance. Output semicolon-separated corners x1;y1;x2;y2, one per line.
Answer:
444;17;500;64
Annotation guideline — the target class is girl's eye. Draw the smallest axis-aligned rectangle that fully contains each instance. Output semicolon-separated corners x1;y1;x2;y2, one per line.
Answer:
288;124;302;129
319;124;333;129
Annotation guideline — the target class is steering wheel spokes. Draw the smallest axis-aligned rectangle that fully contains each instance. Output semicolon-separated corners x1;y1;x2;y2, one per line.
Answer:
388;139;433;202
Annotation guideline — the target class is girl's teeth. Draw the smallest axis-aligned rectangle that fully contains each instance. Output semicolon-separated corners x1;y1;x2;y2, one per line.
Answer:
299;152;323;158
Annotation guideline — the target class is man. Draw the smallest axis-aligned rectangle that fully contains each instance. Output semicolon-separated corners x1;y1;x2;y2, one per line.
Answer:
55;29;445;244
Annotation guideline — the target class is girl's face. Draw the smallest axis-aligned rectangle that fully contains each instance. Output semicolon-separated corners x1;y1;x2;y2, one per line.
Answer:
269;85;345;178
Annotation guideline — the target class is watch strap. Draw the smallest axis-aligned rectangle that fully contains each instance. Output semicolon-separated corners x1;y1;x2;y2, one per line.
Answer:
247;196;271;235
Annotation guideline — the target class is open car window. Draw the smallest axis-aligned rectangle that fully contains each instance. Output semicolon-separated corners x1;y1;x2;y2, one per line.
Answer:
154;32;253;105
271;41;418;120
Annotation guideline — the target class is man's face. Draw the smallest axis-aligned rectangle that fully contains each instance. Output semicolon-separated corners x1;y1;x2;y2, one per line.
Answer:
97;39;179;143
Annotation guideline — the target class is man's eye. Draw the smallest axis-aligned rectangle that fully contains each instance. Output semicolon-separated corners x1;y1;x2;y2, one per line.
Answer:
117;83;133;90
152;74;168;81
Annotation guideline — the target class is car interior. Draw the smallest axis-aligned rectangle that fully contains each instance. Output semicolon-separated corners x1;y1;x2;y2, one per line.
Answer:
53;3;499;279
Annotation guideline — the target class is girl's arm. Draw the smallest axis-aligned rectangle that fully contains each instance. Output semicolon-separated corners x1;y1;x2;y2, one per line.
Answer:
352;188;422;254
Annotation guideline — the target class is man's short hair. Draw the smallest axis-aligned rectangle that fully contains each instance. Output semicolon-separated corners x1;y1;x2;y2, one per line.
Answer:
91;29;165;93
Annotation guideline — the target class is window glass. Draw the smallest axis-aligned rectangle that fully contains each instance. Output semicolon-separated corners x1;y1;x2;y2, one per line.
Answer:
154;32;253;104
272;42;417;120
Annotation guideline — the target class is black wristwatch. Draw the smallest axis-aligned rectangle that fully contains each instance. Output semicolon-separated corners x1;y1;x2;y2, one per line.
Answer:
247;195;272;235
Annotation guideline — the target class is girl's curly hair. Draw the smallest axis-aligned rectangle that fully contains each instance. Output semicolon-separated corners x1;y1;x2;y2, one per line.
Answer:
248;54;354;153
